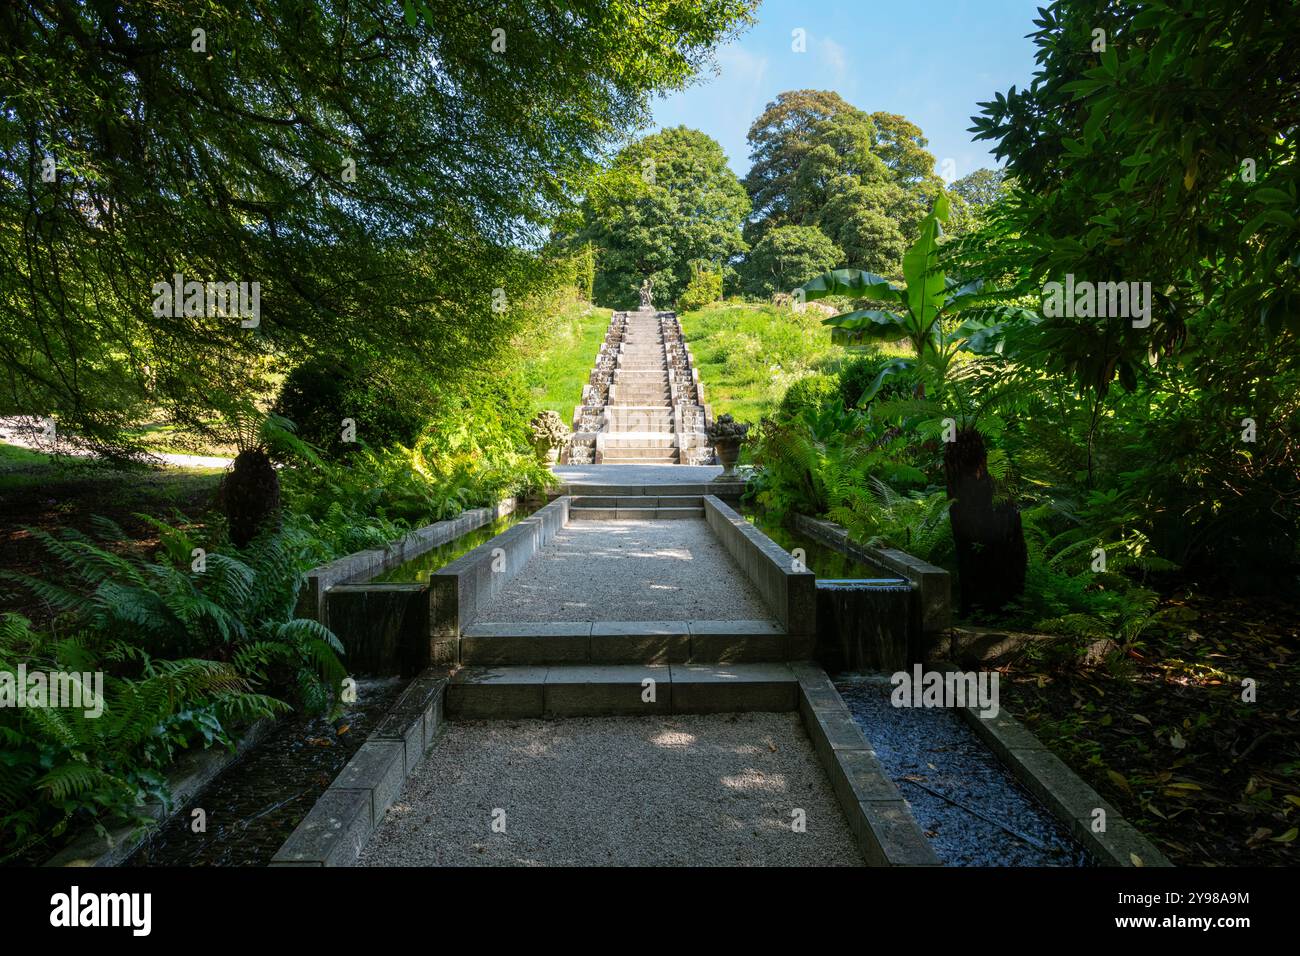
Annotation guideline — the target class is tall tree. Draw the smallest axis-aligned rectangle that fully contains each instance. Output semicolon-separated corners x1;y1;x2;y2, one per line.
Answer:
579;127;750;309
743;90;869;243
742;91;948;274
968;0;1300;393
0;0;756;452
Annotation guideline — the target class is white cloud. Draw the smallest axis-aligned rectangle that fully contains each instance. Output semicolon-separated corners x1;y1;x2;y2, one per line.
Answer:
818;37;849;86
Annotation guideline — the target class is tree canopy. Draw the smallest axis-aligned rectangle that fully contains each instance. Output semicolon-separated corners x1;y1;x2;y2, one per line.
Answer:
576;126;750;309
741;90;948;277
967;0;1300;393
0;0;756;450
740;224;843;298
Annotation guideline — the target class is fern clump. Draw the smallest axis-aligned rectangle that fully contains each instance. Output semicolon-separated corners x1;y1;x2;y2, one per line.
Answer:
0;517;346;862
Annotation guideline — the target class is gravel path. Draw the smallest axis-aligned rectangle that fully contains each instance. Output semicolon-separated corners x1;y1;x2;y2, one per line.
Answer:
360;713;862;867
479;519;773;622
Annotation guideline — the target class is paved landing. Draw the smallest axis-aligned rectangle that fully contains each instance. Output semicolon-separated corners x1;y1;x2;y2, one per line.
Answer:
359;713;863;867
553;463;723;485
478;519;772;622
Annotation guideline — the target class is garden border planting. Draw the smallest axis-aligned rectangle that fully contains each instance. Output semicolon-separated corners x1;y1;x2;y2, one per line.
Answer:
44;718;276;868
297;497;520;621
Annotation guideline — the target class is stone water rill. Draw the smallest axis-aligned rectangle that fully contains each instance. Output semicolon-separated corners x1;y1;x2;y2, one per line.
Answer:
815;580;915;673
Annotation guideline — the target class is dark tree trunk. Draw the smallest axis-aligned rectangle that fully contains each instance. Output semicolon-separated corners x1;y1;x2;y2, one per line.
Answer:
222;449;281;548
944;427;1027;614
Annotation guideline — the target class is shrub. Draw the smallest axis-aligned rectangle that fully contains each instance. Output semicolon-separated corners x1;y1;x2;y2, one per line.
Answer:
740;225;843;298
837;353;920;408
0;518;345;861
273;356;426;457
677;263;723;312
779;373;841;418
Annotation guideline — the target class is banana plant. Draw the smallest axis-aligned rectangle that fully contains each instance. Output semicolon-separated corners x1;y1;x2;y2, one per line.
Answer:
799;193;1033;402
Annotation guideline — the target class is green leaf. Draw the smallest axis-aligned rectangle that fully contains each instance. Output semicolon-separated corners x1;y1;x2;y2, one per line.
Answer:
822;309;908;335
799;269;902;303
1250;187;1293;206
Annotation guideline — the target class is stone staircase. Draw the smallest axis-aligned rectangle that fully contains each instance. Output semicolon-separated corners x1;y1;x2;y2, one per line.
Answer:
566;308;713;465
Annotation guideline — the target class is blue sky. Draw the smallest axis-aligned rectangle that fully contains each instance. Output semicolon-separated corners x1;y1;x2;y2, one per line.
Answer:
649;0;1043;181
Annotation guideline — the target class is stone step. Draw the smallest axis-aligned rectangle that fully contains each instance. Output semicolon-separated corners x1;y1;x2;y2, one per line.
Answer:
605;423;675;433
574;502;707;509
601;435;677;447
446;662;798;718
606;408;674;420
601;447;677;461
459;620;787;665
570;506;703;520
598;460;681;468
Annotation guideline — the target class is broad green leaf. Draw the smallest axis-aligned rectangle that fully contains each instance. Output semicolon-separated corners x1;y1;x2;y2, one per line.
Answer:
823;309;908;336
859;357;915;404
799;269;901;302
901;202;947;338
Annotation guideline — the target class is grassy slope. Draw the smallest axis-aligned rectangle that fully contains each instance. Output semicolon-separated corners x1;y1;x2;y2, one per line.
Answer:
520;300;613;425
678;301;851;423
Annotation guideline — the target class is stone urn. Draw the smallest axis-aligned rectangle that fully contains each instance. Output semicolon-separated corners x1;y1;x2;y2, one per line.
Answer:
707;413;751;478
713;437;741;477
528;410;568;466
534;440;561;465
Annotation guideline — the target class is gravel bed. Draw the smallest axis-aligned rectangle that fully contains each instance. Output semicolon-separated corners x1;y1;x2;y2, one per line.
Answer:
360;713;862;867
480;519;773;622
836;675;1089;866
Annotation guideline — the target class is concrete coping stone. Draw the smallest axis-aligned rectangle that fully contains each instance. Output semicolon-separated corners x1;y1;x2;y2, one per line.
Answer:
667;662;794;683
298;497;519;620
702;496;816;635
791;662;941;867
461;620;784;639
464;621;596;638
450;663;794;685
270;670;448;867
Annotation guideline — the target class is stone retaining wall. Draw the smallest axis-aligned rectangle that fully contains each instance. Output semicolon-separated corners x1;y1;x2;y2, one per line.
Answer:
270;674;446;867
702;496;816;658
791;511;951;635
297;498;519;622
792;663;939;866
428;496;571;664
